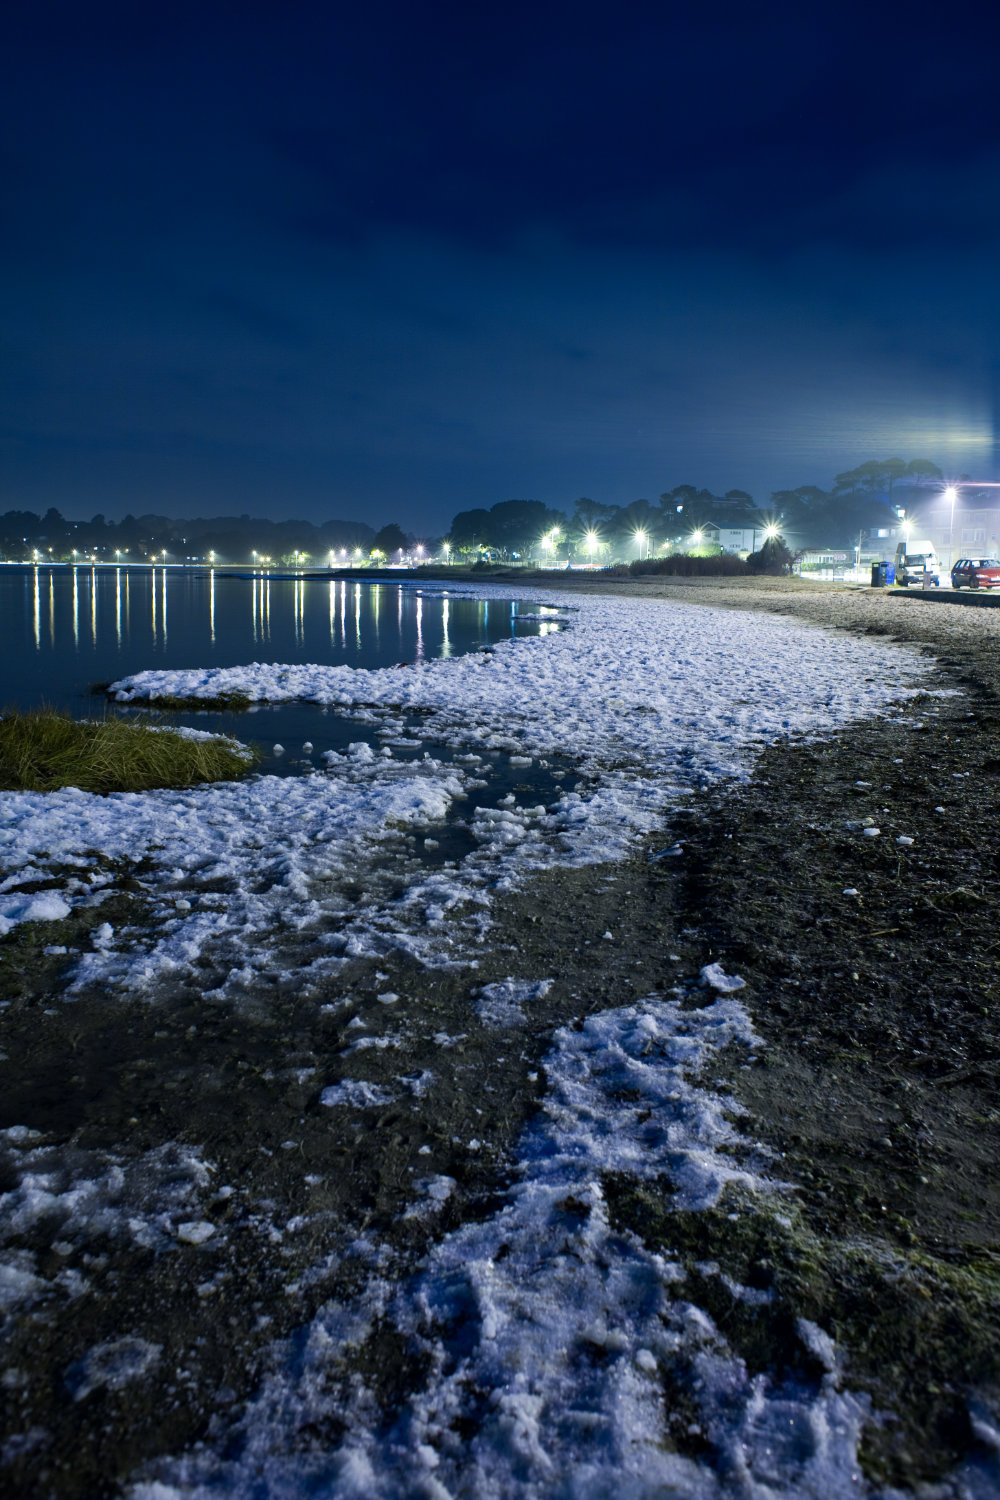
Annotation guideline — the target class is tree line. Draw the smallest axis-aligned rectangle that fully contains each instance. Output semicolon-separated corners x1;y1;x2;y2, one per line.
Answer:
0;457;974;565
0;509;380;563
447;458;956;559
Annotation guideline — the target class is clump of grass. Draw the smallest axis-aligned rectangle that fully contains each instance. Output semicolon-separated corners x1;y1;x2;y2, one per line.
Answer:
0;708;257;795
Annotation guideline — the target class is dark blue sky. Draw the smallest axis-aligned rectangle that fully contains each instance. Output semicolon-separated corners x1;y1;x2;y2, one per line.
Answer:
2;0;998;531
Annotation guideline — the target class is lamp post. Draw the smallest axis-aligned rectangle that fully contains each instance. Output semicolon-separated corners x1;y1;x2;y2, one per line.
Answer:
944;486;957;568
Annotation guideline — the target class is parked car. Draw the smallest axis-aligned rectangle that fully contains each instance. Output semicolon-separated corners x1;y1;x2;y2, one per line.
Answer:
950;557;1000;589
894;540;942;586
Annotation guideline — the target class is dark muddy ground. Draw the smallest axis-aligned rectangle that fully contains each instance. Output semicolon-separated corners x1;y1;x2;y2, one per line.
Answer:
2;578;999;1496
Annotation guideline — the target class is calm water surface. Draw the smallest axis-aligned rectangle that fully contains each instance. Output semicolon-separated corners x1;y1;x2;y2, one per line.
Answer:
1;567;565;776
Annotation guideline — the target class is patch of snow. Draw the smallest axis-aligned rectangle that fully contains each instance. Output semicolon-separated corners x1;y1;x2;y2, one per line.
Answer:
132;992;878;1498
700;962;747;994
319;1081;394;1109
0;889;71;935
474;977;554;1027
67;1337;162;1402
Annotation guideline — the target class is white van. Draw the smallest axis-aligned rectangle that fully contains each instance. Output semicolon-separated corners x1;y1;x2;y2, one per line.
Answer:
894;540;941;587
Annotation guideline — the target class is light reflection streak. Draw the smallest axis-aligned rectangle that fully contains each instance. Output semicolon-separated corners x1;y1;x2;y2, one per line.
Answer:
115;568;122;646
295;579;304;645
264;579;271;641
161;568;167;644
32;568;40;648
441;597;451;658
372;583;380;649
209;569;216;644
72;569;79;648
415;594;424;660
339;580;346;648
397;586;403;653
48;573;55;647
354;583;362;648
125;570;131;634
329;580;336;645
90;568;97;646
151;567;158;646
252;577;258;644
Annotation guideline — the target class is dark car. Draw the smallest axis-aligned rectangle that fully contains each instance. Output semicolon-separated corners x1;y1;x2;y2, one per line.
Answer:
951;558;1000;589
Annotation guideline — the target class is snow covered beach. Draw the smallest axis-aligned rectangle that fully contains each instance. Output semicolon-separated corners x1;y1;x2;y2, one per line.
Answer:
9;583;995;1498
2;589;926;983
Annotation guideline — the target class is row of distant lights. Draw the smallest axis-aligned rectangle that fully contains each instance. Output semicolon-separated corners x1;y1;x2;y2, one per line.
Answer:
539;524;780;553
28;527;786;568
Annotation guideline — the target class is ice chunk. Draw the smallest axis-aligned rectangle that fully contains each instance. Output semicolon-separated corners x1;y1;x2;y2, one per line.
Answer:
700;962;746;993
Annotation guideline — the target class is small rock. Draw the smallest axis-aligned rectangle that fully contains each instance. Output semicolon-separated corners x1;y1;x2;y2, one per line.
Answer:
897;835;914;845
842;888;859;896
862;827;880;838
272;744;285;755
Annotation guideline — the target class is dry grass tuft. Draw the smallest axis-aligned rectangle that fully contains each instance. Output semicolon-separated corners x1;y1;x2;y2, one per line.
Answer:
0;708;257;795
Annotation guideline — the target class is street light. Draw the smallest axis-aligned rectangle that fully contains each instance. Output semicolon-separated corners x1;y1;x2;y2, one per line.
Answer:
585;530;599;565
634;529;647;560
944;486;958;566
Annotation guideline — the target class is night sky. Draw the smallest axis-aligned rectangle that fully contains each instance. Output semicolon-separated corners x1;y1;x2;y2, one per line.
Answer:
2;0;998;532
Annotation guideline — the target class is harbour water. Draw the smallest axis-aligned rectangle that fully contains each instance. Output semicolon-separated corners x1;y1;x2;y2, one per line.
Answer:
0;566;565;769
